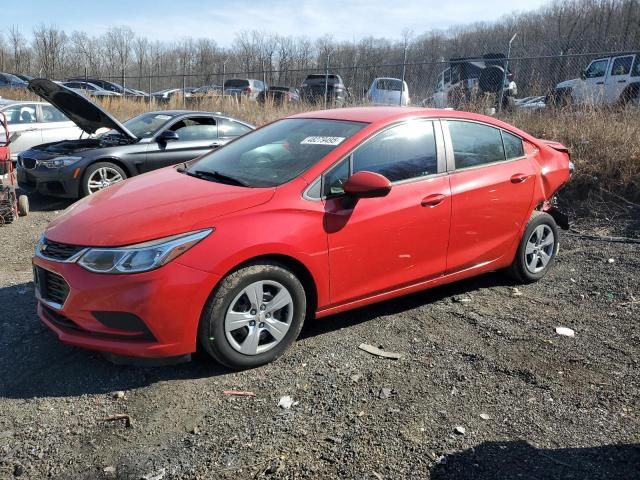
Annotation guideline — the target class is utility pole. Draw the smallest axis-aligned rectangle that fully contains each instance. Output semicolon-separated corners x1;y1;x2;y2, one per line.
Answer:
498;33;518;113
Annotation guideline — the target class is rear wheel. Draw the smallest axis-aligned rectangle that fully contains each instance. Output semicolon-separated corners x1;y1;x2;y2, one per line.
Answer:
82;162;127;196
198;262;307;369
507;211;559;283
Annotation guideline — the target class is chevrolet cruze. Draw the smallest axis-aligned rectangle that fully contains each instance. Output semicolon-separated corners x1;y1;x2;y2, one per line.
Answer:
33;107;572;369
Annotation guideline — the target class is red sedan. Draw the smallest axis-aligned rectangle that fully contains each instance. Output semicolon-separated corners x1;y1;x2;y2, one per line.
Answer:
33;107;572;369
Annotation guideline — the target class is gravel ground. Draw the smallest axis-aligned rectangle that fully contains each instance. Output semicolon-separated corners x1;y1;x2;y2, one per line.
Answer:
0;194;638;480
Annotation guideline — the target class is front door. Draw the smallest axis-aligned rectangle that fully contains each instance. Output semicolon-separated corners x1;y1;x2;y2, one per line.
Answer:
443;120;536;273
577;58;610;105
2;103;41;159
144;116;220;172
325;120;451;306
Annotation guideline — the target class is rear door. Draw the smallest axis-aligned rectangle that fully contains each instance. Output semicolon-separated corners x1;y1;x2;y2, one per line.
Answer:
605;55;634;104
38;104;81;144
144;115;219;171
443;119;536;273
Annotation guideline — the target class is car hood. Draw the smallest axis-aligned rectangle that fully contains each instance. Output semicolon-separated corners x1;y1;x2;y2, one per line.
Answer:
44;168;276;246
556;78;579;89
28;78;137;140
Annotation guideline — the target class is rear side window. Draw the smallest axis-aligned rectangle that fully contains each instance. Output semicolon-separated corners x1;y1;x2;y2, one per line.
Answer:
353;121;437;182
611;56;633;76
40;105;68;123
448;120;505;169
502;131;524;159
218;118;252;137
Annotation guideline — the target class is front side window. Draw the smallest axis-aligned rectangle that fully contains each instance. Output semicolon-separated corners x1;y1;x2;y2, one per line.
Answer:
448;120;505;169
4;105;37;124
168;117;217;141
584;59;609;78
611;56;633;76
40;105;68;123
352;121;437;182
502;130;524;159
190;118;365;188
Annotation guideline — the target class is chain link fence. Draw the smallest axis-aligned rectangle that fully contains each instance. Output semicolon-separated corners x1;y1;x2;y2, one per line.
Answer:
67;48;640;114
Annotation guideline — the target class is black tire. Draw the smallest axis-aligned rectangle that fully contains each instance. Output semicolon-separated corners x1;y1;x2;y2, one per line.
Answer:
81;161;127;197
198;262;307;369
507;211;560;283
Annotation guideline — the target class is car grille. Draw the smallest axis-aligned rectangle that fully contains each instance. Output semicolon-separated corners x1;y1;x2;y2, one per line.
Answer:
34;266;70;307
20;156;37;169
40;239;85;261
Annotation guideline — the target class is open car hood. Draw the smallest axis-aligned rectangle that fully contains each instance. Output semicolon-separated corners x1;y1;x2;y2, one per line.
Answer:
28;78;137;141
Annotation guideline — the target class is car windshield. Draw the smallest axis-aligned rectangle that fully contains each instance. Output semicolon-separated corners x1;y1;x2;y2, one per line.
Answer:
188;118;366;187
104;112;176;139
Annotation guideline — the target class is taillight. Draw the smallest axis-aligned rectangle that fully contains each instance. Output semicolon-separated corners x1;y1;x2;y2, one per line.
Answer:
243;86;252;93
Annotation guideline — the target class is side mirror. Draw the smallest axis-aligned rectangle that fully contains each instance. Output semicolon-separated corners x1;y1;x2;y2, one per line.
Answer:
157;130;179;142
343;171;392;199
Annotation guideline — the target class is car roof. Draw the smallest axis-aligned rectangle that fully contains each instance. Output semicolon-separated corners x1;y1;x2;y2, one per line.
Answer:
289;106;537;140
143;110;254;127
0;99;49;107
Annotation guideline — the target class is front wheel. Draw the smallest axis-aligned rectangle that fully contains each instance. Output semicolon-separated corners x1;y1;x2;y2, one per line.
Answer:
82;161;127;196
198;262;307;369
507;211;559;283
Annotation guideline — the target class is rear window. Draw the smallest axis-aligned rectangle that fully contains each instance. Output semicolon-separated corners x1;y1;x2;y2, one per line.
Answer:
190;118;366;187
304;75;340;85
376;79;403;91
224;79;250;88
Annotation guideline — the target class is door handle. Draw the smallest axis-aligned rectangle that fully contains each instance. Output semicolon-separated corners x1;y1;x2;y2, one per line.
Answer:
510;173;530;184
209;142;221;148
421;193;446;207
596;81;605;85
617;80;627;83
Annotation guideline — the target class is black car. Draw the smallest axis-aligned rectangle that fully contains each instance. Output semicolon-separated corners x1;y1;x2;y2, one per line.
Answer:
66;78;147;98
299;74;349;106
0;72;28;90
257;86;301;104
17;79;254;198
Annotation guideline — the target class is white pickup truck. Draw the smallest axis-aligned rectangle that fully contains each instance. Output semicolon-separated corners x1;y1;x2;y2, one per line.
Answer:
553;53;640;106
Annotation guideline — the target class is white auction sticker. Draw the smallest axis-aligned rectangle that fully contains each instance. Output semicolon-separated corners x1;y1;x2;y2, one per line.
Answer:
300;136;345;146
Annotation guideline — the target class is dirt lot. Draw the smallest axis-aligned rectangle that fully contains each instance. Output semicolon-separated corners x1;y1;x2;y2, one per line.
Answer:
0;194;638;480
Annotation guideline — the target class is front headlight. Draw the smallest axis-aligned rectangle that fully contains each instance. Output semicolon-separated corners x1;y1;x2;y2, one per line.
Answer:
77;229;212;274
38;156;83;168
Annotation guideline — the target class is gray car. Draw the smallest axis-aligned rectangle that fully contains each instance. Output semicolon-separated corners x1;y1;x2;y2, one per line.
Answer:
17;79;254;198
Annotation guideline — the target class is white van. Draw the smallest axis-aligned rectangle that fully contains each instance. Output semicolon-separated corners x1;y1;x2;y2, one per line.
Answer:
366;78;410;106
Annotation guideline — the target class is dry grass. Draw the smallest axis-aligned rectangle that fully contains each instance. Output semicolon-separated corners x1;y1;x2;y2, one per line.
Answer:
3;87;639;201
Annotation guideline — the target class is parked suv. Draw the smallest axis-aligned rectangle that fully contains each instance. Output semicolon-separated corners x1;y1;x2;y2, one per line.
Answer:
299;74;349;106
223;79;266;101
551;53;640;106
424;54;517;110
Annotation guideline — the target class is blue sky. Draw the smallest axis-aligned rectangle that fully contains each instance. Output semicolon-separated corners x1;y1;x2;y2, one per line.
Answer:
2;0;552;45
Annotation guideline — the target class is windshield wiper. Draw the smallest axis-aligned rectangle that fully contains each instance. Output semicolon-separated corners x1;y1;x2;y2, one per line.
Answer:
183;169;249;187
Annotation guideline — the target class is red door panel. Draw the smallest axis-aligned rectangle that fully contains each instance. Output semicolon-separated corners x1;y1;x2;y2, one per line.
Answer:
325;175;451;306
446;158;536;274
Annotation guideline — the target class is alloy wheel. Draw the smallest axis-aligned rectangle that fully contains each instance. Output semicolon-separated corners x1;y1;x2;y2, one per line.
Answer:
224;280;294;355
87;167;124;194
525;224;555;274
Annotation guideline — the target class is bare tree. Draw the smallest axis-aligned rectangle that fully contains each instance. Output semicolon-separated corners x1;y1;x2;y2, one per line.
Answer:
32;24;68;78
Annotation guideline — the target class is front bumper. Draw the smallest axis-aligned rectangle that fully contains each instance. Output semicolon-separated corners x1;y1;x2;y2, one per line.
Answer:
17;164;81;198
33;255;220;358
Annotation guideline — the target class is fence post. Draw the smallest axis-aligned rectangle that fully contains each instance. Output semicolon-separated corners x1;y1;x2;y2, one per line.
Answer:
324;51;332;109
182;72;186;109
121;67;126;94
498;33;518;113
400;42;408;106
148;71;152;110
